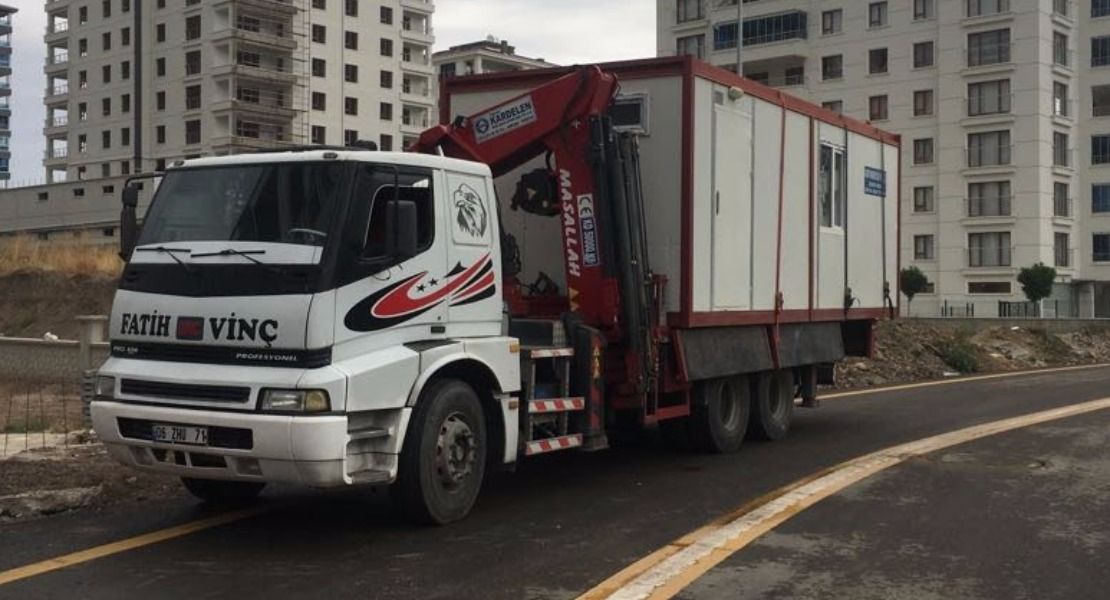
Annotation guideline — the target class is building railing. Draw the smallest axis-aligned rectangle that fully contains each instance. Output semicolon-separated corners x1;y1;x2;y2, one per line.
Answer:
1053;0;1076;18
45;147;68;159
965;0;1010;18
48;21;69;34
966;145;1013;168
966;196;1012;217
965;43;1012;67
1055;247;1076;268
967;93;1012;117
49;115;68;127
48;83;68;96
967;246;1013;267
1054;196;1074;218
49;51;69;66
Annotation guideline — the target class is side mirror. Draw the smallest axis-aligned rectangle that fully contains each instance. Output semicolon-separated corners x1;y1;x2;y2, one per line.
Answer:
119;184;140;261
386;199;419;261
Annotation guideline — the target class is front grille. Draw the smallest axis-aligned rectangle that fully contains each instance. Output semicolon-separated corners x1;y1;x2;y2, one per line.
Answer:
121;379;251;403
118;417;254;450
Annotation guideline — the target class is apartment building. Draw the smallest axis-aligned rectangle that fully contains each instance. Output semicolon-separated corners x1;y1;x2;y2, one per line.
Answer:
433;37;553;79
0;4;14;184
42;0;435;183
658;0;1110;318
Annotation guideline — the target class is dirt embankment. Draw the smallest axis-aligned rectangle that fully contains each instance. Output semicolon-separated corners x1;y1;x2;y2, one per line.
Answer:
0;271;117;339
836;320;1110;389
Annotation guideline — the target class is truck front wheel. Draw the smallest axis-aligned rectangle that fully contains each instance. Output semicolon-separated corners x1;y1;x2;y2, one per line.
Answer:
748;369;795;441
181;478;265;505
394;378;487;525
689;376;751;454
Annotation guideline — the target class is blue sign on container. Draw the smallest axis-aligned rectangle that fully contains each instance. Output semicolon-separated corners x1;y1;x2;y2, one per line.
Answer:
864;167;886;197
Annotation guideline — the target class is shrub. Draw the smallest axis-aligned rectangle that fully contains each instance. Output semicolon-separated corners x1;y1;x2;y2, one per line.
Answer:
937;335;980;374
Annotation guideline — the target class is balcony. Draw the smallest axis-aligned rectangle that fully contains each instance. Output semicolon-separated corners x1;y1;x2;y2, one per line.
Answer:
401;57;435;75
966;196;1012;218
45;52;69;74
213;0;298;16
44;147;69;166
211;92;297;119
45;83;69;104
212;25;297;51
965;145;1012;169
967;246;1013;268
400;24;434;45
211;61;298;84
963;0;1012;21
1054;197;1074;219
400;0;434;15
1055;248;1076;269
401;114;430;134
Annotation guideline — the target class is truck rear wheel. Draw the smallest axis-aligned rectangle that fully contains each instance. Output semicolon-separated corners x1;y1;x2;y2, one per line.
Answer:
689;376;751;454
748;369;795;441
394;378;487;526
181;478;265;505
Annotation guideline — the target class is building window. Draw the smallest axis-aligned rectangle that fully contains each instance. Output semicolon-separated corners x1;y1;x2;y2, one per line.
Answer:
968;79;1010;116
741;12;808;47
182;50;200;76
818;143;847;228
713;22;738;51
868;95;889;121
1054;32;1069;66
102;31;111;51
380;70;393;88
345;64;358;83
821;55;842;80
821;9;842;35
78;135;87;153
380;6;393;24
121;60;131;80
913;90;934;116
1054;182;1070;217
345;97;358;116
381;38;394;57
968;282;1011;294
914;0;933;20
380;102;393;121
102;65;111;83
1054;233;1070;267
102;130;111;149
869;48;888;74
968;181;1011;217
1053;82;1069;117
102;97;111;116
121;127;130;146
822;100;843;113
156;91;166;110
185;120;200;145
121;94;130;113
156;22;166;42
79;71;88;89
122;27;131;46
312;24;326;44
676;34;705;59
968;232;1012;267
868;2;888;28
156;57;166;77
311;125;325;145
345;31;358;50
185;85;201;110
79;6;88;24
156;125;166;144
344;129;359;146
968;29;1011;67
913;42;934;68
677;0;704;23
79;38;88;57
913;186;935;212
312;92;326;111
1096;234;1110;262
967;0;1011;18
1054;132;1070;167
914;235;935;260
1095;185;1110;213
345;0;358;17
1094;37;1110;67
1094;135;1110;164
913;138;934;164
967;130;1011;167
1096;0;1110;18
312;58;326;77
312;0;325;8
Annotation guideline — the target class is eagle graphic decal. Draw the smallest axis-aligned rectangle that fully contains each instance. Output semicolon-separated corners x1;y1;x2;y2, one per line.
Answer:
453;183;488;238
344;254;497;332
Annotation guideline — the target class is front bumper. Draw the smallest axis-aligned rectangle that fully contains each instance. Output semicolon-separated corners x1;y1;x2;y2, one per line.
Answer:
91;401;403;487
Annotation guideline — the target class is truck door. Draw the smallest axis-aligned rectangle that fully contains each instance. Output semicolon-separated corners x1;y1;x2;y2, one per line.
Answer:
444;170;500;328
711;98;752;310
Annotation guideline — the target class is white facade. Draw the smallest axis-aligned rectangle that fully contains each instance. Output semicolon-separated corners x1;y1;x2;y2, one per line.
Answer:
658;0;1110;318
42;0;435;183
432;38;553;79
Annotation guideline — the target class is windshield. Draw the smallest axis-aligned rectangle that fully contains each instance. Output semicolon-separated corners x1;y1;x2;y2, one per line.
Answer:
137;162;347;247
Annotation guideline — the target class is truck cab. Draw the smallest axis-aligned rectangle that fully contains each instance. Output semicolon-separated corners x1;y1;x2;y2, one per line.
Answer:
93;150;522;523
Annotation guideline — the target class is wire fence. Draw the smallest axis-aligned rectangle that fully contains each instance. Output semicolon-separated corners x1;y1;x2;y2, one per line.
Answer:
1;377;86;458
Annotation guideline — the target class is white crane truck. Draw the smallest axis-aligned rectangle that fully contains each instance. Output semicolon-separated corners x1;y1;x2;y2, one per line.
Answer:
91;57;900;524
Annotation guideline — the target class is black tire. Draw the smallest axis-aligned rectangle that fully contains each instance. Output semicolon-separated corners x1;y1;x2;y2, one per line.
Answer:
688;376;751;454
393;378;487;526
748;369;795;441
181;477;265;505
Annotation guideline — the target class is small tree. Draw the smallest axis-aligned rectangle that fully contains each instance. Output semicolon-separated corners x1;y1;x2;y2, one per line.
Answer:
1017;262;1057;316
900;266;930;316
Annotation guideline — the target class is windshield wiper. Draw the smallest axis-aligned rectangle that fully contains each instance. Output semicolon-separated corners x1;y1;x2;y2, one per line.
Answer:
135;246;196;275
191;248;281;274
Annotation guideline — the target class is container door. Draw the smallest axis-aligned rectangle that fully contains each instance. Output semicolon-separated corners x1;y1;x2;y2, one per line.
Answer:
711;101;752;310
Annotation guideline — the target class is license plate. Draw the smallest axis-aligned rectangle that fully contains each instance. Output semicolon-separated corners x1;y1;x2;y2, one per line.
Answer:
152;424;209;446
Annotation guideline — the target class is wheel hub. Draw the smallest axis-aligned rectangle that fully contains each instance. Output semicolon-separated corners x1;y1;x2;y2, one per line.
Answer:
435;413;477;489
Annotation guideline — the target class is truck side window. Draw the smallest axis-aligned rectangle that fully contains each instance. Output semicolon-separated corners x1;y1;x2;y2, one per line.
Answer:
362;168;435;260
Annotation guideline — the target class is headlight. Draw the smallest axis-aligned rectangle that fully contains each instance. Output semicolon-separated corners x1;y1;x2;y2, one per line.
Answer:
259;389;330;413
94;376;116;400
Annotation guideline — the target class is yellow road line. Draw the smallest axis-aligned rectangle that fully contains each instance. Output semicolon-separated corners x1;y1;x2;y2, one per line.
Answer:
0;506;269;587
820;362;1110;400
579;396;1110;600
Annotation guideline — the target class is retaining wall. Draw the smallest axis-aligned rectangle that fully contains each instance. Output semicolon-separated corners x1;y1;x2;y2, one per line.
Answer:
0;337;109;382
911;317;1110;335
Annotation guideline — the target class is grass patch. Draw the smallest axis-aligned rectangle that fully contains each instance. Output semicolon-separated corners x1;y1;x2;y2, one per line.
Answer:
936;333;981;374
2;417;52;434
0;236;121;277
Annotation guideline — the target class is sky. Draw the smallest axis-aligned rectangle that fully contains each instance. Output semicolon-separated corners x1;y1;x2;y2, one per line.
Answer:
3;0;655;186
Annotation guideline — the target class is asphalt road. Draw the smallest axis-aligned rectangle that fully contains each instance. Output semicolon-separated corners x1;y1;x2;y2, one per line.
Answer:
3;366;1110;599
